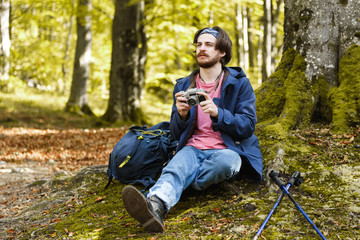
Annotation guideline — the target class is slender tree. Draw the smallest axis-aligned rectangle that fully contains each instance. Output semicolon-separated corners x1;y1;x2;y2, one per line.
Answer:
61;0;76;94
256;0;360;134
235;3;244;68
65;0;93;115
247;7;255;68
0;0;10;83
102;0;146;123
261;0;272;83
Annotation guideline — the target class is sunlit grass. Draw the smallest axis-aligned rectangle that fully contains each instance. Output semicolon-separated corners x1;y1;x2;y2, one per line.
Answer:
0;87;100;129
0;68;259;128
0;84;172;128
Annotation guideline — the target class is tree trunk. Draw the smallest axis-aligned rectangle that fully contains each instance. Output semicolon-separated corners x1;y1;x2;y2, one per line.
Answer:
102;0;146;124
271;0;283;69
247;7;255;69
0;0;10;83
65;0;94;115
242;5;249;71
256;0;360;134
60;0;76;94
261;0;272;83
235;4;244;68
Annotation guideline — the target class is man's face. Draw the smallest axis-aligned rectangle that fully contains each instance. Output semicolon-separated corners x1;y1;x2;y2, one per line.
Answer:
196;34;225;68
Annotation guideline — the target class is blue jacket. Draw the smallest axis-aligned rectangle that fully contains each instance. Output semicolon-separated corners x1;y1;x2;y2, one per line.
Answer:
170;67;263;182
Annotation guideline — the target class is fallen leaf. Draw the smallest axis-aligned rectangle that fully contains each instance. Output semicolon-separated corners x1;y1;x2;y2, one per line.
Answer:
95;196;106;202
6;229;16;234
125;222;134;227
219;218;228;223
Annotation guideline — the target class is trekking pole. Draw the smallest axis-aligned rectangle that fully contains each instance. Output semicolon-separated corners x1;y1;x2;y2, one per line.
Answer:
269;171;327;240
253;171;302;240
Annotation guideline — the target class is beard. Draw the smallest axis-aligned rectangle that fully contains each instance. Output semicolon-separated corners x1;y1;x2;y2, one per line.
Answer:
196;53;221;68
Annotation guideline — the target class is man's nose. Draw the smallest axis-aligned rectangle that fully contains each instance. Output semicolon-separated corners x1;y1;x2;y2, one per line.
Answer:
197;44;206;51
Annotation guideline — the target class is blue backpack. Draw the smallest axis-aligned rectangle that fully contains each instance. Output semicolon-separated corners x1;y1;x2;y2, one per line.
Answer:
105;121;178;190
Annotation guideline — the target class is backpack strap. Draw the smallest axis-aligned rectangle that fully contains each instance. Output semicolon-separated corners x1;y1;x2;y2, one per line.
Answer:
105;176;113;189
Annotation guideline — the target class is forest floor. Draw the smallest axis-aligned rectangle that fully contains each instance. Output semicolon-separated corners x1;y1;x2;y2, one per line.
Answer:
0;89;359;239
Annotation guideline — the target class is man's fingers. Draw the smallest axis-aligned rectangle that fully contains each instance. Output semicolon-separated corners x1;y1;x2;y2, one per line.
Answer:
197;91;211;101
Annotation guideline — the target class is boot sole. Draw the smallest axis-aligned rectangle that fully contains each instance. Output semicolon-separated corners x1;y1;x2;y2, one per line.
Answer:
122;185;165;232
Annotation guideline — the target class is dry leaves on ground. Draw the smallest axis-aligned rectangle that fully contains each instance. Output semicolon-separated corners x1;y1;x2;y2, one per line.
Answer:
0;126;127;172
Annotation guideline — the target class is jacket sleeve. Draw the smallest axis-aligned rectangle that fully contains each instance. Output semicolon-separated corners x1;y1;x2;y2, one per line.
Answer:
212;77;257;140
170;82;190;140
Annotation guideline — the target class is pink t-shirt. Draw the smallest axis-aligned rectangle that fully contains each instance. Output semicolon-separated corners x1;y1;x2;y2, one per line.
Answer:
186;72;227;150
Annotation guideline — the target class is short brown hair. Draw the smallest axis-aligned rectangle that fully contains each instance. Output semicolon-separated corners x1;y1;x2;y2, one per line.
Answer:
193;26;232;66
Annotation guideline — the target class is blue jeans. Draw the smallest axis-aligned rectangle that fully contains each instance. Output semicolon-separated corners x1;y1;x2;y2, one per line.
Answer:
148;146;241;211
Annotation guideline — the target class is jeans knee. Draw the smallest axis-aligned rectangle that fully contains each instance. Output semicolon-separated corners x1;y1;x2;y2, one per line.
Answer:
214;150;242;173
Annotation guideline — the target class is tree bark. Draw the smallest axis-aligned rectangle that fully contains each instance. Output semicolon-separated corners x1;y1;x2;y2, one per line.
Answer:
256;0;360;134
65;0;93;115
102;0;146;124
0;0;10;82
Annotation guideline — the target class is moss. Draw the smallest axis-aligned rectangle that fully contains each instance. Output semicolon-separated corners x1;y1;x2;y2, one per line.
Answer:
256;49;312;138
330;44;360;132
256;48;297;124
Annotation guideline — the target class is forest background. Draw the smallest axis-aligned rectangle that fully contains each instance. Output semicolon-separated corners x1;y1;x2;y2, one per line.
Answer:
0;0;283;126
0;0;359;239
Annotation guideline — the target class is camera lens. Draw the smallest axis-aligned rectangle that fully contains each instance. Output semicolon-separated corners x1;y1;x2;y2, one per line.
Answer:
187;98;197;106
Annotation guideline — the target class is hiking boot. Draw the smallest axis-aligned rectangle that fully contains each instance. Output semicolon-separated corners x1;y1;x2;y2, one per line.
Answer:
122;185;166;232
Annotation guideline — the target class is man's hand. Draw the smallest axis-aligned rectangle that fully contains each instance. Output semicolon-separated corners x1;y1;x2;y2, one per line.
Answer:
175;91;192;120
197;91;218;119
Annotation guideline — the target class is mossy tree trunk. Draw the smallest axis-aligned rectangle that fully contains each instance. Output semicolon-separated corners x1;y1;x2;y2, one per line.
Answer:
102;0;146;124
65;0;94;116
255;0;360;135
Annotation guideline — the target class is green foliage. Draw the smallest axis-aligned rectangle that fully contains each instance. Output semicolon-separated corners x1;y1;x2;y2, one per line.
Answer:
10;0;75;87
5;0;282;124
9;0;113;95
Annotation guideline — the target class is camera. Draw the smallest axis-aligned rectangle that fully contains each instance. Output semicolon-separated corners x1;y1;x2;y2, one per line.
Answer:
181;88;206;106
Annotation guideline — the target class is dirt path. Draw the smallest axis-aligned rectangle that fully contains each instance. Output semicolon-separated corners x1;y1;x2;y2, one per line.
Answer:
0;161;52;234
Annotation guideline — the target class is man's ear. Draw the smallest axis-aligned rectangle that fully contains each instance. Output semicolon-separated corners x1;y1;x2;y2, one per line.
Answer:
220;51;226;58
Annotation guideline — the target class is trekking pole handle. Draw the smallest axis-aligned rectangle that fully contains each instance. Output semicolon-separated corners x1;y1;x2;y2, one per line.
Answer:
269;170;285;187
287;171;304;186
287;171;299;185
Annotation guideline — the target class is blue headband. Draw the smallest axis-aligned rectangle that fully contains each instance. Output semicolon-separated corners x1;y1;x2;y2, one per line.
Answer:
199;28;219;39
